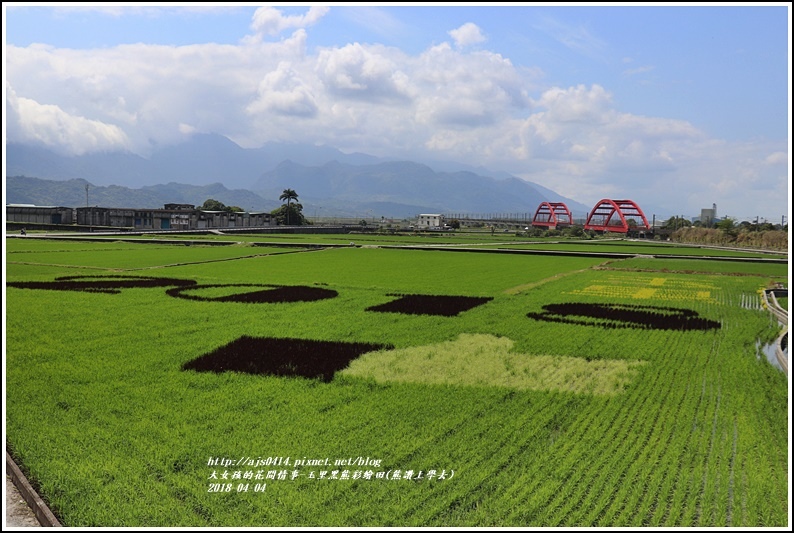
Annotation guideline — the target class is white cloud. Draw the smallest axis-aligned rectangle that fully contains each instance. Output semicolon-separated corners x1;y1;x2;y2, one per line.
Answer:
250;6;329;37
6;83;131;154
535;84;613;125
764;151;787;165
504;83;774;213
315;43;414;102
414;45;529;128
247;62;318;117
623;65;655;76
448;23;486;49
5;32;310;153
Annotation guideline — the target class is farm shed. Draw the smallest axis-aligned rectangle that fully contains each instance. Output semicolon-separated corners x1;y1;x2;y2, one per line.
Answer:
72;205;274;230
6;204;75;225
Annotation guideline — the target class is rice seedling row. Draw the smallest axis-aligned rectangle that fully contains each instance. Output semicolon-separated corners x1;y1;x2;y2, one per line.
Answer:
538;363;665;526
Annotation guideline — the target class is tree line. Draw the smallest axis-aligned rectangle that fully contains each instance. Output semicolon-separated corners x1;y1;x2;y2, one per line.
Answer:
201;188;307;225
666;216;788;250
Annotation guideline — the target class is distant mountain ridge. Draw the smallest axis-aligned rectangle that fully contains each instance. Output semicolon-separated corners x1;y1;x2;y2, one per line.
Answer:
5;135;385;189
5;135;591;218
254;159;583;215
6;176;279;213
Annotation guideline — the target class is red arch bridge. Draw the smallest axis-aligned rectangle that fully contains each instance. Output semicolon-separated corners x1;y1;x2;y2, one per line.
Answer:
583;199;650;233
531;202;573;229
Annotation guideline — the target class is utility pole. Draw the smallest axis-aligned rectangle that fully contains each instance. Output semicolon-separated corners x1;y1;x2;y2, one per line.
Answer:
85;184;91;232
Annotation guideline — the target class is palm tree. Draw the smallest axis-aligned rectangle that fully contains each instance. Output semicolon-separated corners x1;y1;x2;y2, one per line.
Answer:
279;189;299;225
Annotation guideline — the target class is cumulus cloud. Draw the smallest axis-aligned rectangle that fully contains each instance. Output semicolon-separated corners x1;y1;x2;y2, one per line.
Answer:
414;44;529;128
534;84;613;125
449;23;486;49
247;61;318;117
5;31;310;154
250;6;329;37
6;83;131;154
503;83;743;209
315;43;414;102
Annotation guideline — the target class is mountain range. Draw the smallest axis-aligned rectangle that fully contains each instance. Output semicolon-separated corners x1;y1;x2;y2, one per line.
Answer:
5;134;592;219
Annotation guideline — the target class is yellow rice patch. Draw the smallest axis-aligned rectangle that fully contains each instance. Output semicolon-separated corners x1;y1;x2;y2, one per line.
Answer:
569;275;717;303
632;288;658;299
340;333;647;396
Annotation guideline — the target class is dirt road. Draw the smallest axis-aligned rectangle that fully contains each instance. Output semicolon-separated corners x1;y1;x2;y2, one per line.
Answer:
5;475;40;527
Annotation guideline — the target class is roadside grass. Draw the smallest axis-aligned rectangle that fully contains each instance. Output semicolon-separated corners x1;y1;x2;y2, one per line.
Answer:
4;238;788;526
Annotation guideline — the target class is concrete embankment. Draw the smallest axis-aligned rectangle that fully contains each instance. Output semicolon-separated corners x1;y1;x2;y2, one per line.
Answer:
762;289;788;375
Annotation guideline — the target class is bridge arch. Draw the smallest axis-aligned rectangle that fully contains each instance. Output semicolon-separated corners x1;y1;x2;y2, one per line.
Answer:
531;202;573;229
584;199;650;233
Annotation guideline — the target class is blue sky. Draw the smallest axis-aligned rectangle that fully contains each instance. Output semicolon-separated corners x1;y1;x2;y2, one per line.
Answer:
3;3;791;221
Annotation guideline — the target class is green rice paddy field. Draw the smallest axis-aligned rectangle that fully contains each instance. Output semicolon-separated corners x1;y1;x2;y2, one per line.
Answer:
4;235;790;527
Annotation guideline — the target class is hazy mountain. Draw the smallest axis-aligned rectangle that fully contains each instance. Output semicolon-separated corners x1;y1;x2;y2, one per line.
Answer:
141;182;279;211
6;175;278;212
6;135;386;189
6;134;592;218
6;143;152;186
255;159;591;217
